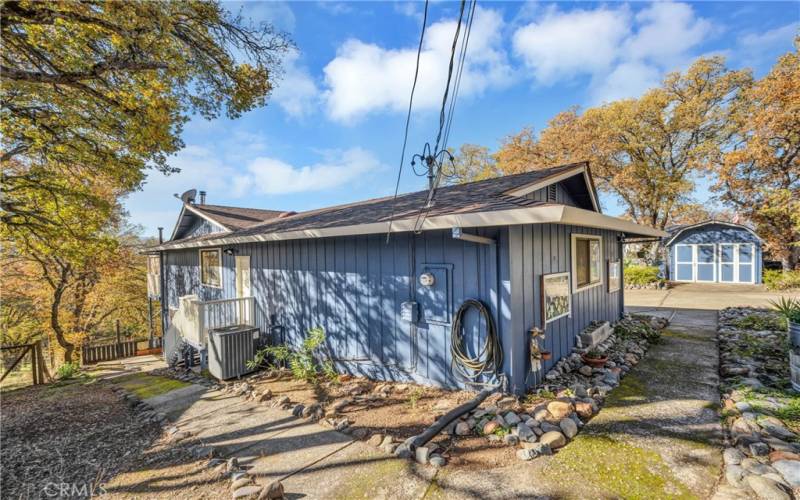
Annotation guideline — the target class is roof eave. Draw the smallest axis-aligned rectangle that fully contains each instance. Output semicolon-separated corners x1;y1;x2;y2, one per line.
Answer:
149;204;665;251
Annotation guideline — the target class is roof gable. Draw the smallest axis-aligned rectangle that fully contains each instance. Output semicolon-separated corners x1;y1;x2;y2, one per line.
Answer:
664;220;761;246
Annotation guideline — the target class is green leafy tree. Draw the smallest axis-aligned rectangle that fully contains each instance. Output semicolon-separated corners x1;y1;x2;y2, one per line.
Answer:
1;0;291;233
445;144;501;185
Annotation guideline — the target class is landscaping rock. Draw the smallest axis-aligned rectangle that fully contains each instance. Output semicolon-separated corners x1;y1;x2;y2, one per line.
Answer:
516;448;537;461
232;485;262;499
539;422;560;434
258;481;284;500
503;434;519;446
772;460;800;487
578;365;593;377
758;416;796;441
539;431;567;449
455;421;471;436
483;421;500;435
231;477;253;490
258;390;273;402
367;434;383;447
745;475;790;500
574;402;593;420
546;401;573;420
723;448;745;466
415;446;430;465
750;442;771;457
227;457;239;473
291;404;305;417
559;418;578;439
770;451;800;462
351;428;368;440
725;464;747;488
429;455;446;467
516;423;536;442
394;445;412;459
522;442;552;455
504;412;521;426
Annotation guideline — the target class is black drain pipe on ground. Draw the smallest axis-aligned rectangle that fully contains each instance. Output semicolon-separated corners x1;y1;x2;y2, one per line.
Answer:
403;298;504;453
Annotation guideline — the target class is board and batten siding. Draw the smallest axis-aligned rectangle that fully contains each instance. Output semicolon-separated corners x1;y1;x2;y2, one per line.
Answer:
178;217;225;240
162;228;512;390
508;224;624;391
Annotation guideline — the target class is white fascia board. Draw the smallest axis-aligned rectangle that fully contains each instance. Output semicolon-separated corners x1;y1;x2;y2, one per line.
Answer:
560;206;667;238
168;205;188;242
152;204;665;250
503;165;600;213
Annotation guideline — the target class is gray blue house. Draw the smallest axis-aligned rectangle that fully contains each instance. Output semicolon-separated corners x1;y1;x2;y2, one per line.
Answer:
663;221;762;284
148;163;665;395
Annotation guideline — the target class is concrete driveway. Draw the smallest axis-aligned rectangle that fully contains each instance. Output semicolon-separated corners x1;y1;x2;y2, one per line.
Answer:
625;282;799;310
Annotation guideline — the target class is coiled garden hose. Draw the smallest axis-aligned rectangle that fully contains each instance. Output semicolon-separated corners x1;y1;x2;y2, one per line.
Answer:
450;299;503;382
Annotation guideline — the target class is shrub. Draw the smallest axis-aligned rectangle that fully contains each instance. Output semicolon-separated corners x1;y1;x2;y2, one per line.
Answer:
624;265;660;285
764;270;800;291
56;362;80;380
616;315;662;343
770;297;800;324
247;327;332;383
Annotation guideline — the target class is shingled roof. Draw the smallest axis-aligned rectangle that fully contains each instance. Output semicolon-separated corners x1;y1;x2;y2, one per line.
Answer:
154;162;666;250
189;204;287;230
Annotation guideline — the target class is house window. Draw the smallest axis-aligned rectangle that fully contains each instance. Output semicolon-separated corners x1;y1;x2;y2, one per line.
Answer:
200;249;222;288
571;234;603;291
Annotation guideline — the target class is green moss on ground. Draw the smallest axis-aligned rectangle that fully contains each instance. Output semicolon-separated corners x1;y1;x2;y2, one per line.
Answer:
332;457;409;500
661;330;711;342
114;373;189;399
544;434;697;500
604;372;648;406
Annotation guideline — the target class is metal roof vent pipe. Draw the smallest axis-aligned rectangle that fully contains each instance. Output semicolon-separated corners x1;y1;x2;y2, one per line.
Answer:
157;227;164;244
199;191;206;205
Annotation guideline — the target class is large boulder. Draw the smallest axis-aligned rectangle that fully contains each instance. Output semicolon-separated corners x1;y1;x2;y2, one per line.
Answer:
539;431;567;449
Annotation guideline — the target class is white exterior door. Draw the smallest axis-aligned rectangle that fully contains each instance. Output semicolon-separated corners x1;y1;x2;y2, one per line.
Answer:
695;244;716;282
719;244;736;282
235;255;251;298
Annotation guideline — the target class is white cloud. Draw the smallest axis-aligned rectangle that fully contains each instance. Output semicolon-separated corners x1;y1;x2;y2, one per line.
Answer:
512;2;716;103
322;7;513;122
232;148;384;195
271;50;320;118
512;6;631;84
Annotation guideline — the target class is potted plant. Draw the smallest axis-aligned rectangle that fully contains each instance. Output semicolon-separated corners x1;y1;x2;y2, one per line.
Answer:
771;297;800;348
581;348;608;368
540;351;552;361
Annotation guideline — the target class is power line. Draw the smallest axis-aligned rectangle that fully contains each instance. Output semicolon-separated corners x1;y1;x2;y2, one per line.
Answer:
385;0;430;243
413;0;473;233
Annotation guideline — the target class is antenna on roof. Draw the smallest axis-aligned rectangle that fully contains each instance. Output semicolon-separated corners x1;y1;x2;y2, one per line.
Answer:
179;189;197;204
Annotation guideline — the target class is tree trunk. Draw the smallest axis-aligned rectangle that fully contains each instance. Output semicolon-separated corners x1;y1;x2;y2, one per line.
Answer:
50;268;75;364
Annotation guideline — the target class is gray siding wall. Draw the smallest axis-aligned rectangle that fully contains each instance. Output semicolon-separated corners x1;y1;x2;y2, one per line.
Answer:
508;224;623;392
666;224;762;283
179;217;225;239
523;182;578;206
162;228;512;390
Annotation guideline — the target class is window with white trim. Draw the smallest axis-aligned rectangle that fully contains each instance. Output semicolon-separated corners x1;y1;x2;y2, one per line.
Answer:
571;234;603;291
200;248;222;287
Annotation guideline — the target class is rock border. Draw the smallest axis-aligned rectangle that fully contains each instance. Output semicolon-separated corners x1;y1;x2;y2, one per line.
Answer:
717;307;799;500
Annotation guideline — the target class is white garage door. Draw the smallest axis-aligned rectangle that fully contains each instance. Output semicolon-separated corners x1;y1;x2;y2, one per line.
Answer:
675;243;754;283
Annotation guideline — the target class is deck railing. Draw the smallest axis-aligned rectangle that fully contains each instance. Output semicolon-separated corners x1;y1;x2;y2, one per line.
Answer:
197;297;255;345
173;295;255;349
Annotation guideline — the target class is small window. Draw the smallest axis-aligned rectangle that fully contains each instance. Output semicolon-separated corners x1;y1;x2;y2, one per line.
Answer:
200;248;222;288
147;255;160;276
571;234;603;291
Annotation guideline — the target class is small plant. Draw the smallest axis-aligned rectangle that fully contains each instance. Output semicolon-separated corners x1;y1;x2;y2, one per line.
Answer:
537;388;556;399
56;362;80;380
733;314;786;332
493;426;510;437
585;348;605;359
562;387;576;398
407;387;424;408
770;297;800;324
247;327;331;384
321;360;339;383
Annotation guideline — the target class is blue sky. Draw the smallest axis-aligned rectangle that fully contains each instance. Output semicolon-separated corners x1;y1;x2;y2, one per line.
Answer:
124;1;798;236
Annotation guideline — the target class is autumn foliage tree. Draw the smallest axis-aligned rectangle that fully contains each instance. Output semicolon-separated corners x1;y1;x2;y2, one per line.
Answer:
711;42;800;270
487;58;752;231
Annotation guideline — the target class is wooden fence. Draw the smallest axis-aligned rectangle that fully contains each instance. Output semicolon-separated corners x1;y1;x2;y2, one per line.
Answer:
1;341;51;386
81;337;163;365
